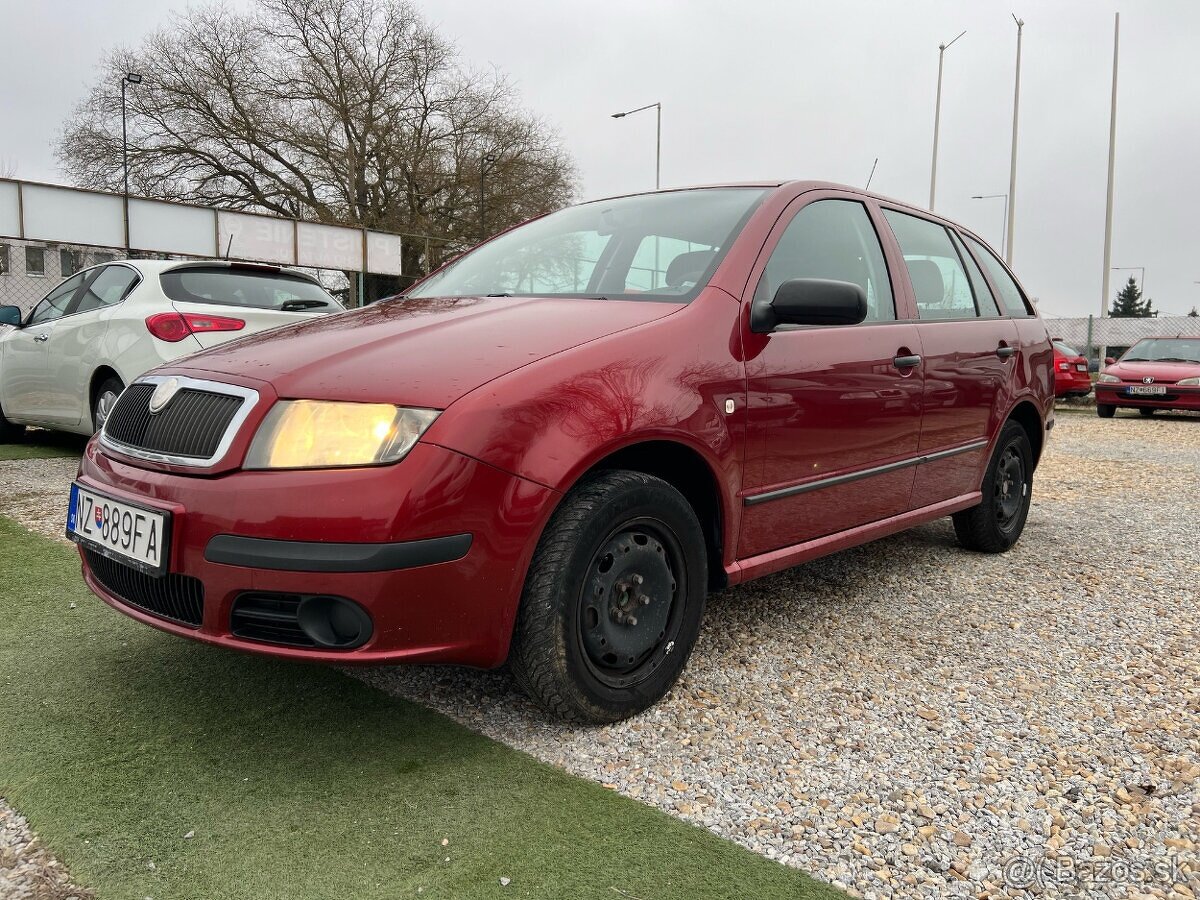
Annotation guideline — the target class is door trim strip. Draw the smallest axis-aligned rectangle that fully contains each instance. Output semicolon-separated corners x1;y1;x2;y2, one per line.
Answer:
742;439;989;506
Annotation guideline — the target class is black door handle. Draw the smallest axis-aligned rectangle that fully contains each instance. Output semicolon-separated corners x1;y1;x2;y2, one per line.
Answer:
996;345;1016;359
893;354;922;368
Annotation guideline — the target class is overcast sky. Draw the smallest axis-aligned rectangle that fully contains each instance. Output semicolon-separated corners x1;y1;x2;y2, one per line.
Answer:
2;0;1198;317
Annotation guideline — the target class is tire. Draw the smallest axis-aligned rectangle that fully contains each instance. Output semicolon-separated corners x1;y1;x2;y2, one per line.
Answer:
1097;404;1116;418
0;402;25;443
508;470;708;725
952;420;1034;554
92;376;125;434
1138;407;1155;417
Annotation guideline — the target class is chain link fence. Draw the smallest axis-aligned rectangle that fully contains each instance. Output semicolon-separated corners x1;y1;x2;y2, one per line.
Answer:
1044;315;1200;361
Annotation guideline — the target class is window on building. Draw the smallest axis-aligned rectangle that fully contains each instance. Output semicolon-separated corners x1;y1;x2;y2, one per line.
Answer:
60;248;79;277
25;246;46;276
0;244;9;275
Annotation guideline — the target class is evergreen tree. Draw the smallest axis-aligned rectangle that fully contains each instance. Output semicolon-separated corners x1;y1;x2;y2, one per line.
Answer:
1188;306;1199;318
1110;276;1154;317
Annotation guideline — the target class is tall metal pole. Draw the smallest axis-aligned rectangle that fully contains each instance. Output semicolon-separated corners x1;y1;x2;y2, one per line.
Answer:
655;102;661;190
121;78;130;251
971;193;1008;257
1099;12;1120;361
1006;15;1024;265
928;31;964;211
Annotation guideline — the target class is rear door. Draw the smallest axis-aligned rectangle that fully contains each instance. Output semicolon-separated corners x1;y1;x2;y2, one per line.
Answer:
738;192;924;558
158;265;342;349
878;208;1019;506
0;273;88;424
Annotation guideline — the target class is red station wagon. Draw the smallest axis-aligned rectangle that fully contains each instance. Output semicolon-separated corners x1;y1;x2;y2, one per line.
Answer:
63;183;1055;723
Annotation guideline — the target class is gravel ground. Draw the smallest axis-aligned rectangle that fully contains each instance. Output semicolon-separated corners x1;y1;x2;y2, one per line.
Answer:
1;410;1197;899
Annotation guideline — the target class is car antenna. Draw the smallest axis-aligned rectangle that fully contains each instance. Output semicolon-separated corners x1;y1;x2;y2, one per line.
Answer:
224;235;234;259
865;158;879;190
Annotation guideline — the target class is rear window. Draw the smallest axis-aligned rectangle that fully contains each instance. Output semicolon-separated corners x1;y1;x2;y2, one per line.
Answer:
159;267;341;311
1053;341;1081;357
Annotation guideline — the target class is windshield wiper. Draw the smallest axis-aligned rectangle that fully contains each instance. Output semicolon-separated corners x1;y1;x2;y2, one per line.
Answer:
280;299;330;311
486;292;513;297
1121;357;1150;362
1154;357;1197;363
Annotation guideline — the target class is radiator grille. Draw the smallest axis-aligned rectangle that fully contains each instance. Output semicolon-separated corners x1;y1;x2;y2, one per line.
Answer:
104;383;244;460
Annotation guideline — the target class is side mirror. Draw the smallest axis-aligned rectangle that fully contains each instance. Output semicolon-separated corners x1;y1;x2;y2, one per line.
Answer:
1105;356;1116;365
753;278;867;333
0;305;22;327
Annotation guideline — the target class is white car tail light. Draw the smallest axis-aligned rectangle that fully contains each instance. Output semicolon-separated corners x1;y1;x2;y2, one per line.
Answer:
145;312;246;342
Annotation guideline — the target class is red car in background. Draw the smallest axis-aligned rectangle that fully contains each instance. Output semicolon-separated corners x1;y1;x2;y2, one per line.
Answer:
59;182;1055;723
1095;336;1200;417
1052;340;1092;397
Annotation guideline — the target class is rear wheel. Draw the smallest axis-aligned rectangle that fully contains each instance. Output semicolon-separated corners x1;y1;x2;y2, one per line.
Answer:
953;420;1033;554
1097;404;1116;418
1138;407;1155;417
508;470;707;724
92;376;125;434
0;402;25;443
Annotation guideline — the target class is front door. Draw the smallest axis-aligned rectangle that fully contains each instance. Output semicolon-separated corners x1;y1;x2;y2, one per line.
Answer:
738;194;924;558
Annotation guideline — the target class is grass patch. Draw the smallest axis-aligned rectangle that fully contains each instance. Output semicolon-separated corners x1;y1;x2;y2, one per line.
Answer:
0;518;842;900
0;429;86;460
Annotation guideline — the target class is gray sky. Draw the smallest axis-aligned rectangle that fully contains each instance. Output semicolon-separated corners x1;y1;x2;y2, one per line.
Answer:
2;0;1198;317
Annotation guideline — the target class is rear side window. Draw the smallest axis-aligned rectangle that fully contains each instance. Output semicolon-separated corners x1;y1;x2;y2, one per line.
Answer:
949;231;1000;317
159;267;340;311
883;210;979;320
75;265;140;314
963;234;1033;317
757;199;895;323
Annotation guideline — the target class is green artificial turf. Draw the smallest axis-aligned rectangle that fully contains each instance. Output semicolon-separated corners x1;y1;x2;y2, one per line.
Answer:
0;429;85;460
0;517;843;900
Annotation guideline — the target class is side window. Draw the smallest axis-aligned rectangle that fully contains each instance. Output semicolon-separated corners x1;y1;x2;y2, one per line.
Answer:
757;199;895;322
963;234;1033;316
950;231;1000;317
883;210;978;320
28;273;87;325
75;266;139;314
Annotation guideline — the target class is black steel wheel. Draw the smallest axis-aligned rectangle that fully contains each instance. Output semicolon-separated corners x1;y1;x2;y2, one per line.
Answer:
953;420;1034;554
1097;404;1116;418
509;470;707;724
1139;407;1155;417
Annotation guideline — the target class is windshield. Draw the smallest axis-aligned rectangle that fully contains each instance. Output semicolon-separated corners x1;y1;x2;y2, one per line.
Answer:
1121;338;1200;363
1053;341;1081;357
160;266;342;311
409;188;767;302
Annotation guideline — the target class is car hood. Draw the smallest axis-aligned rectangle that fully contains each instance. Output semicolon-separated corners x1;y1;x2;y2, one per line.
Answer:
168;296;681;408
1104;359;1200;383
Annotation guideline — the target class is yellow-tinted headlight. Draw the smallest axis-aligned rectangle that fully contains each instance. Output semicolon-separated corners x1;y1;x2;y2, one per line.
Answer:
245;401;439;469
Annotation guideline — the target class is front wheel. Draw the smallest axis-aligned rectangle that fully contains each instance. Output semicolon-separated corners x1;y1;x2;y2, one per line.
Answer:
508;470;707;725
1138;407;1155;417
1097;404;1116;418
92;376;125;434
952;420;1033;554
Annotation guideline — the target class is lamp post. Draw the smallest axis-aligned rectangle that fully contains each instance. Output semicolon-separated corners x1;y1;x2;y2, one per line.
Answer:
611;102;661;190
928;30;965;211
120;72;142;251
479;153;497;239
1005;15;1024;264
971;193;1009;258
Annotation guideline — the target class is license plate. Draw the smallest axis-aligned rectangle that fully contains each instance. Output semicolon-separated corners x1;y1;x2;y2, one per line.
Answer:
1127;385;1166;396
1074;363;1088;372
67;483;170;576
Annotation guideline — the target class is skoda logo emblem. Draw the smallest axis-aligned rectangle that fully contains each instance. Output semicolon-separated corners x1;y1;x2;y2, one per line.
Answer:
148;378;181;414
1142;376;1155;384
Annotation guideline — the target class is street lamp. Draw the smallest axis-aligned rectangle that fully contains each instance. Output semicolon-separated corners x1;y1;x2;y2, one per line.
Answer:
971;193;1009;258
928;30;965;211
479;153;497;239
121;72;143;250
611;102;661;190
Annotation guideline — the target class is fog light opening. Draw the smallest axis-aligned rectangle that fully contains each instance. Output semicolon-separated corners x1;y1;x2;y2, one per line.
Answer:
296;595;373;649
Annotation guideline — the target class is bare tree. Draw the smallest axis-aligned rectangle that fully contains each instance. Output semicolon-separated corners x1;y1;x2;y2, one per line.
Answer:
57;0;577;292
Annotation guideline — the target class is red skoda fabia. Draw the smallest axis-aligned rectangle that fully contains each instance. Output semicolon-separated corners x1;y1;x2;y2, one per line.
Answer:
68;183;1055;723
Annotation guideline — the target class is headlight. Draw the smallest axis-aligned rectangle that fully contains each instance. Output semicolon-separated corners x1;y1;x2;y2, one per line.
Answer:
245;401;439;469
1177;375;1200;386
1097;373;1122;383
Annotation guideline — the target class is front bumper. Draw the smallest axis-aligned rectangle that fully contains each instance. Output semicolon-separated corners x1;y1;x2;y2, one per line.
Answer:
1094;383;1200;411
76;438;558;668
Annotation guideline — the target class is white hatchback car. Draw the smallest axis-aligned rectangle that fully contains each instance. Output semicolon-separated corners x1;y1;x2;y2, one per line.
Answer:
0;259;343;440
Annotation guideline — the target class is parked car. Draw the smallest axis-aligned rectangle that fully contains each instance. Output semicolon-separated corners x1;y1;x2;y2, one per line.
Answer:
65;183;1054;723
1095;336;1200;417
1051;340;1092;397
0;260;343;440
